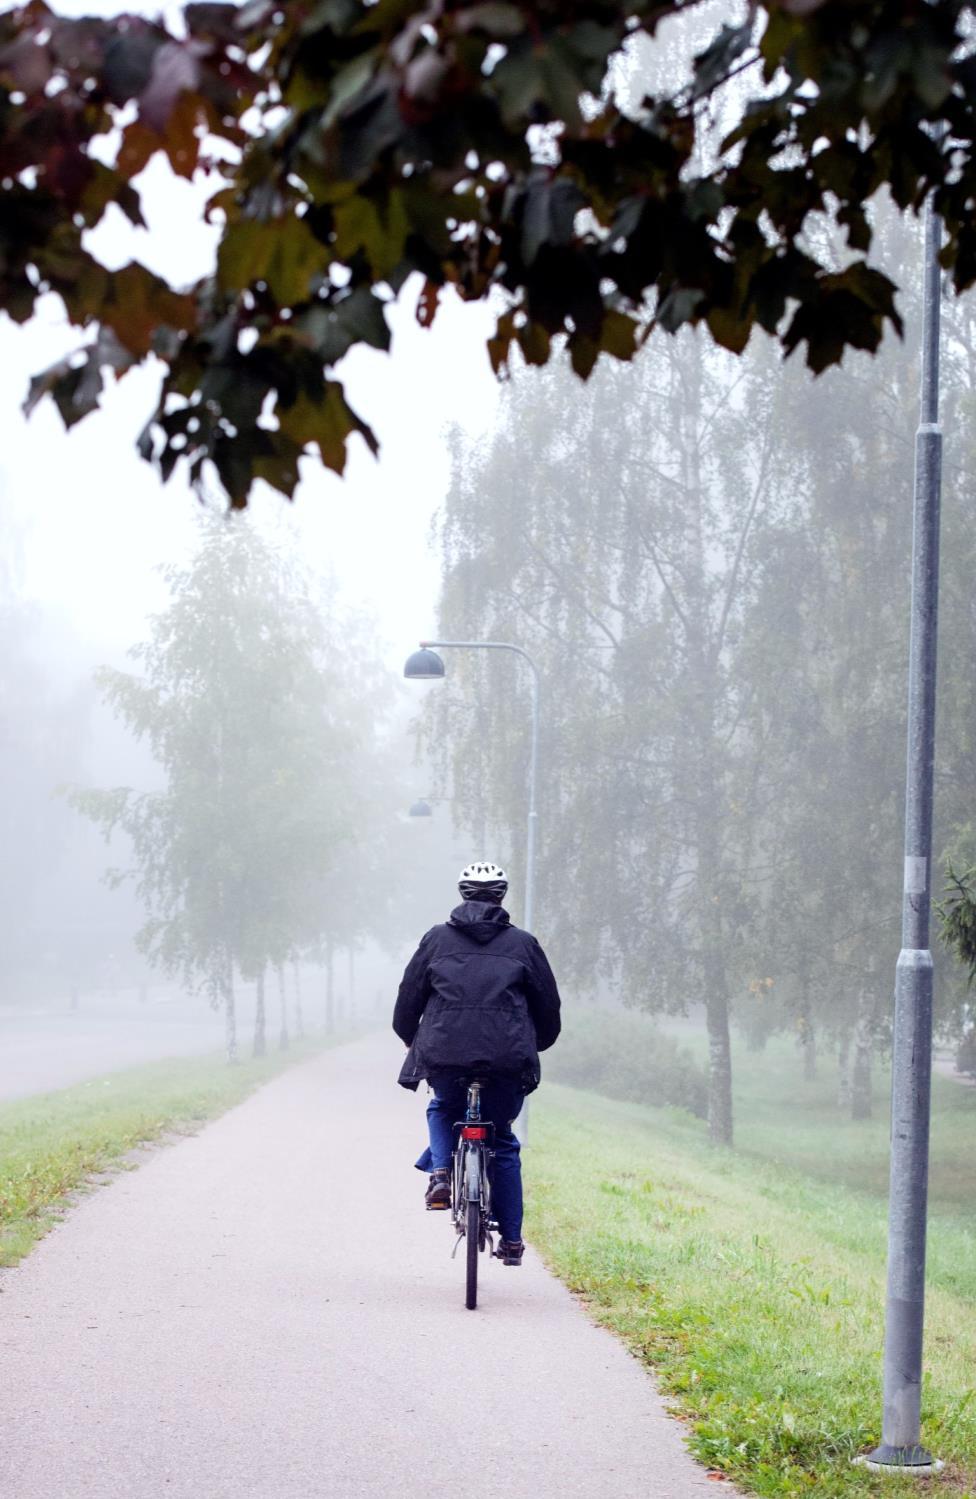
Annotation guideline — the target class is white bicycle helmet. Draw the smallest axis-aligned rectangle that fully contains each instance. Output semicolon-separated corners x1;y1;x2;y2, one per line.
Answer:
458;861;508;904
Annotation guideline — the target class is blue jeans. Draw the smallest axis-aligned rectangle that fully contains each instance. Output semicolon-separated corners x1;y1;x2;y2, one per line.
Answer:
414;1077;524;1242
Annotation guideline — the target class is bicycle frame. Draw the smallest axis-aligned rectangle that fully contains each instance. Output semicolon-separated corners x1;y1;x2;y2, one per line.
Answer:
452;1084;495;1209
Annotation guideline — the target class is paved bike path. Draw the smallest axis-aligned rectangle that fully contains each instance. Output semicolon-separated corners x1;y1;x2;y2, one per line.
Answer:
0;1033;725;1498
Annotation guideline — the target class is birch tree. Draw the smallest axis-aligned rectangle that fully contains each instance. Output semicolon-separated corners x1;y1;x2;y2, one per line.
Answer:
71;517;393;1058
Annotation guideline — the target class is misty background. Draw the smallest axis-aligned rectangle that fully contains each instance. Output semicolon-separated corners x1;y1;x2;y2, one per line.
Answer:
0;0;501;1091
3;0;975;1157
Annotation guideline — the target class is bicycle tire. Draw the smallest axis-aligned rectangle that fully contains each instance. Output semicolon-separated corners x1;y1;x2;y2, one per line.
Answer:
466;1196;479;1310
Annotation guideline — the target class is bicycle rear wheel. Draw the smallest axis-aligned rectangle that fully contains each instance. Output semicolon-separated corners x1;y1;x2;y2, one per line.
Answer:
466;1196;479;1310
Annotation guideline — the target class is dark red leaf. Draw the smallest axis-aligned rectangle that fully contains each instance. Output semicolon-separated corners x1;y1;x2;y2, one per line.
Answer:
416;280;440;328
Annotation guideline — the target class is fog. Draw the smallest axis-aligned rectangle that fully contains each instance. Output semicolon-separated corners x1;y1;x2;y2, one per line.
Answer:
0;0;498;1087
418;191;976;1144
3;1;975;1163
0;264;491;1082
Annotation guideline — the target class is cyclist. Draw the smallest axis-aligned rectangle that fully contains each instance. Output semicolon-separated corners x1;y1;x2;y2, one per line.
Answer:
393;861;562;1266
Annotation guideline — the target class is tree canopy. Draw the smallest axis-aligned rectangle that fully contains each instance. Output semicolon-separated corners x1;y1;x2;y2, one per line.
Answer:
3;0;975;504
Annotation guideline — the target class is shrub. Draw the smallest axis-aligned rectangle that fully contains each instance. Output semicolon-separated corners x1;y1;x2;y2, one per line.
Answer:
545;1009;707;1119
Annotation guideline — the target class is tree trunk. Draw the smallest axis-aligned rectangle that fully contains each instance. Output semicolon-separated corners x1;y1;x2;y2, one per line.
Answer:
681;334;734;1148
705;981;734;1145
799;980;816;1080
69;985;79;1011
325;943;335;1034
277;963;289;1050
224;961;238;1064
293;960;305;1040
695;776;734;1145
347;946;355;1019
851;1002;873;1120
252;969;266;1058
837;1031;852;1111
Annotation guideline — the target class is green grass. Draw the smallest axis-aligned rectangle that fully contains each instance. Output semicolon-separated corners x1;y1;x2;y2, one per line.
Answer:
0;1038;327;1266
524;1040;976;1498
664;1030;976;1217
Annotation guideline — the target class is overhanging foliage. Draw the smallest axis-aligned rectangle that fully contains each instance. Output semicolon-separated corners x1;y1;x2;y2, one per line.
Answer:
3;0;975;503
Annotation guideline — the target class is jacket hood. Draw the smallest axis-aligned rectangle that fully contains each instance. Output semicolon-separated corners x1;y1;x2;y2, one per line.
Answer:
448;901;511;945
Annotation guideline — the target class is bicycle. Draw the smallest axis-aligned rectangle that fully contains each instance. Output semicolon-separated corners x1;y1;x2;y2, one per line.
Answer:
450;1079;496;1310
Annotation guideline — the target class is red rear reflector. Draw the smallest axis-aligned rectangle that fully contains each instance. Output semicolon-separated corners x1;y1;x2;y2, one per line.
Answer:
462;1125;487;1140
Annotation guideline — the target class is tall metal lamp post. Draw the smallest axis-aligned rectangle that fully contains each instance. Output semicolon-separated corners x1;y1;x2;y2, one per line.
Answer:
403;640;541;936
864;182;945;1474
404;639;542;1144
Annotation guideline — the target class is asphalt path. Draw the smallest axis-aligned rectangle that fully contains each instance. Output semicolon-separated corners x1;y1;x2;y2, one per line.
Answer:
0;1032;724;1498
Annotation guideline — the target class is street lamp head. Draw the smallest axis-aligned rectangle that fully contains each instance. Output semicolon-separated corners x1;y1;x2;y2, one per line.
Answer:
408;798;433;818
404;647;445;680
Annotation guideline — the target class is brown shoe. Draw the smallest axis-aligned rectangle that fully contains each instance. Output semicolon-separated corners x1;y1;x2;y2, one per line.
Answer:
425;1168;450;1209
495;1239;524;1265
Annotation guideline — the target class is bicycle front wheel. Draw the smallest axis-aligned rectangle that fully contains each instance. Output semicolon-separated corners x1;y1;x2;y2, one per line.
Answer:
466;1196;480;1310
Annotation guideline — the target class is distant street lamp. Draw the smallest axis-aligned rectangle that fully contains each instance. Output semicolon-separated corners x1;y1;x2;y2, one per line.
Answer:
864;181;945;1474
404;639;541;936
405;637;542;1146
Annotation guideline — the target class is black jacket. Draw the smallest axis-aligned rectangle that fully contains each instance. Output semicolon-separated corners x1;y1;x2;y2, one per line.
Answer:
393;902;562;1092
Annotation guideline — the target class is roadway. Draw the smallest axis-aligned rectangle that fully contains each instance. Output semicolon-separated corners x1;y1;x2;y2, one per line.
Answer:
0;1031;726;1498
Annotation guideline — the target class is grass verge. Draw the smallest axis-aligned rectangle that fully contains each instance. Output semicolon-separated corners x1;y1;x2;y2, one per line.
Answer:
0;1037;327;1267
524;1075;976;1498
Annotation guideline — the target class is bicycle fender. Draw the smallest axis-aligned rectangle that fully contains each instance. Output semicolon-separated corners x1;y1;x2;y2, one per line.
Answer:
465;1144;481;1201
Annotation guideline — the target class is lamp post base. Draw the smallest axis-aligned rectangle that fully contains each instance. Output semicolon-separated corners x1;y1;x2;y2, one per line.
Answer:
855;1446;943;1475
